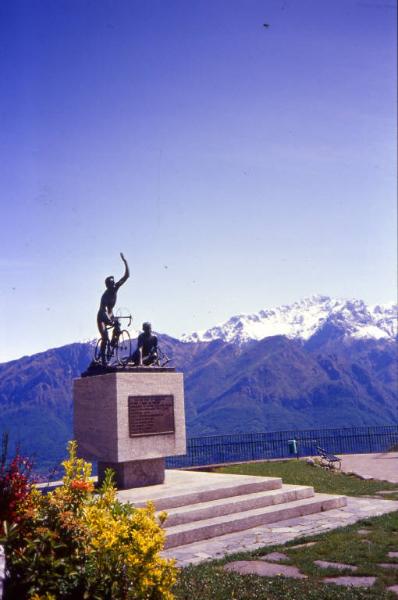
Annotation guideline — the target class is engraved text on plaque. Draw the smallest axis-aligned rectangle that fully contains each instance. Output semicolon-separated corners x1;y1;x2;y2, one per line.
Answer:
128;395;175;437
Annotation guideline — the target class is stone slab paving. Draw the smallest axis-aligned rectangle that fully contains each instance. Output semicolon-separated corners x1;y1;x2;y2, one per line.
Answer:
388;552;398;558
314;560;358;571
322;576;376;588
339;453;398;484
224;560;307;579
388;585;398;596
260;552;289;562
162;497;398;566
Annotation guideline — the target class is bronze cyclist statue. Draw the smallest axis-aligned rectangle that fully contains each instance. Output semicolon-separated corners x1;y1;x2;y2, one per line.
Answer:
97;253;130;366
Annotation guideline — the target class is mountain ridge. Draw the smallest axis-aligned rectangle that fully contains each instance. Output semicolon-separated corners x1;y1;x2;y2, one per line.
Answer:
181;295;397;345
0;295;396;472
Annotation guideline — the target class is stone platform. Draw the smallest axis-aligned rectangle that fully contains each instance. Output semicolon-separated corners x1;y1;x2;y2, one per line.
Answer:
118;470;347;550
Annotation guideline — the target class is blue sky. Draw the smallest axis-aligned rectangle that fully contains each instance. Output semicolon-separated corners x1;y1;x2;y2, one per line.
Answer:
0;0;396;362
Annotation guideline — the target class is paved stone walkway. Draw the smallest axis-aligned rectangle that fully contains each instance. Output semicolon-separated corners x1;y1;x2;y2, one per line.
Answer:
260;551;289;562
162;497;398;566
222;546;398;592
322;576;376;588
225;560;307;579
388;585;398;595
314;560;358;571
339;453;398;484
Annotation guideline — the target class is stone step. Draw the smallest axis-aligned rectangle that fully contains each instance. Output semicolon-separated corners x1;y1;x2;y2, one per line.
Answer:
164;493;347;549
164;484;315;527
118;471;282;510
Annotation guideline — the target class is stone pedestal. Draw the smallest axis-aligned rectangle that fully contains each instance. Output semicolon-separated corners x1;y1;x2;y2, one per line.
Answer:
98;457;165;489
73;370;185;489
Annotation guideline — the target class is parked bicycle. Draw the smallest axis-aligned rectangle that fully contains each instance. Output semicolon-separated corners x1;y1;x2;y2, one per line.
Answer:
94;314;132;367
152;347;171;367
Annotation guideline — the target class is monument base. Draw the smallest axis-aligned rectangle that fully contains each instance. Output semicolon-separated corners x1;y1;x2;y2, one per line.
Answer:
98;457;165;489
74;371;186;490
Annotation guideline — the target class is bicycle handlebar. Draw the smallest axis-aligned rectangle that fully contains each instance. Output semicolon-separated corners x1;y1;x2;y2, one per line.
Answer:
108;315;132;328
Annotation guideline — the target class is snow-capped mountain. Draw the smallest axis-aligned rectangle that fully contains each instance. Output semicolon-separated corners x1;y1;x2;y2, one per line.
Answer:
181;295;398;344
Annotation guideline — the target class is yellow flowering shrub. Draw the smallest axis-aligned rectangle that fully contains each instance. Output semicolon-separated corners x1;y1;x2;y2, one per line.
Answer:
2;441;177;600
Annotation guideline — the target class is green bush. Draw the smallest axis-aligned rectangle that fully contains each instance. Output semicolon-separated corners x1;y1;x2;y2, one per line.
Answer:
1;441;176;600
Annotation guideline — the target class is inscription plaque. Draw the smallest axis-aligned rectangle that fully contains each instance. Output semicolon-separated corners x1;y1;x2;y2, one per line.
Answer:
128;395;175;437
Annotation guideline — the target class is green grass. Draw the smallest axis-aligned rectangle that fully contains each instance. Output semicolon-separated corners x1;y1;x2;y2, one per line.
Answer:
216;459;398;499
174;512;398;599
284;512;398;588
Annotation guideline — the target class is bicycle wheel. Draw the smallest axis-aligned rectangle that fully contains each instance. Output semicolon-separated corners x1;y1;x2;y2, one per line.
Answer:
95;339;113;366
94;339;102;363
160;355;171;367
116;330;131;366
157;348;171;367
107;341;117;366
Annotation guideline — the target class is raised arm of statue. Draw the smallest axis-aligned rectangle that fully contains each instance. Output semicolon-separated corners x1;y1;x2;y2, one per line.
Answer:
116;252;130;289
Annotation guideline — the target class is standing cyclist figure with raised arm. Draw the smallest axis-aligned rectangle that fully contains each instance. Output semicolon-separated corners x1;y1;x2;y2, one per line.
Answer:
97;252;130;366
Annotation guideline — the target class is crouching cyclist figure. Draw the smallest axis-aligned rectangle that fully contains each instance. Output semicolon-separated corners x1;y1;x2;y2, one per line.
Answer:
132;322;158;366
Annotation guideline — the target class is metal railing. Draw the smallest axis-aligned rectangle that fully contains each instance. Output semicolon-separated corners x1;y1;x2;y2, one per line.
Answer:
165;425;398;469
